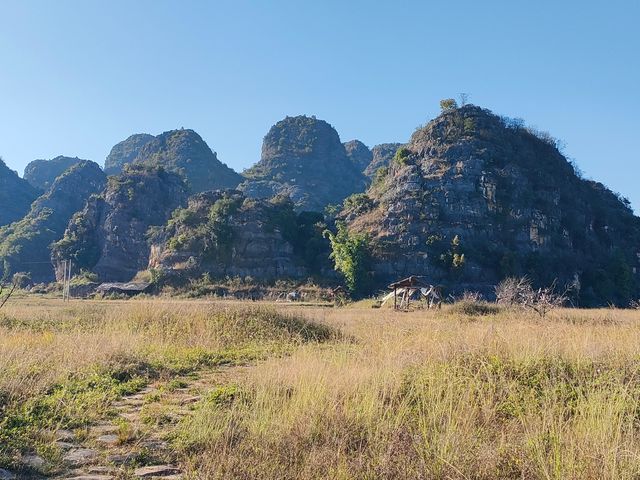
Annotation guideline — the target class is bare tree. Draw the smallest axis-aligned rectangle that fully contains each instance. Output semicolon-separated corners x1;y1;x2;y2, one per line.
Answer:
459;92;470;106
459;290;484;303
521;281;568;318
631;299;640;310
495;276;531;305
496;276;567;318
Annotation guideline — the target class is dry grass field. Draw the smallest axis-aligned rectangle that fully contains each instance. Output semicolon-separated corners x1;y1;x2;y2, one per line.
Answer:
1;297;640;479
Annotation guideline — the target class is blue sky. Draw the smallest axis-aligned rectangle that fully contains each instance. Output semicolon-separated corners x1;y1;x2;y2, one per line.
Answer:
1;0;638;211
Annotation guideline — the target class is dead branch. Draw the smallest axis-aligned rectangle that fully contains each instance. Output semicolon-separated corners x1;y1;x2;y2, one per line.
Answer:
496;276;567;318
0;281;17;310
495;276;532;305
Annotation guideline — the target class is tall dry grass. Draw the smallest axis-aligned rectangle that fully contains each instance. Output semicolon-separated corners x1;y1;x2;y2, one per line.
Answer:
177;306;640;480
0;299;332;404
0;298;334;466
4;298;640;478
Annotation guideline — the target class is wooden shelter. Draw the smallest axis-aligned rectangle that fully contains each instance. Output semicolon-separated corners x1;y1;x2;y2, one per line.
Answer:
95;282;152;296
383;276;443;310
387;276;426;310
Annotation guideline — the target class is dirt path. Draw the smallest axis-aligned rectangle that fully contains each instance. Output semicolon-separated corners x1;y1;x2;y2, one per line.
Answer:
45;366;250;480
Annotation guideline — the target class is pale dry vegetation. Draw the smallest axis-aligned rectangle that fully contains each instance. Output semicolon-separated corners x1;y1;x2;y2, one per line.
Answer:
177;305;640;480
2;299;640;479
0;299;334;468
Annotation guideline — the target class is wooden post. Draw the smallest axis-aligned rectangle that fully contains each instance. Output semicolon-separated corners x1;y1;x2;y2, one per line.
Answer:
394;287;397;310
63;259;71;302
67;260;72;301
62;260;67;301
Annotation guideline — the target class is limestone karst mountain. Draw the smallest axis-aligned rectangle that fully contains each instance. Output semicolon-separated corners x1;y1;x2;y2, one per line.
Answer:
4;105;639;305
148;190;331;281
132;129;242;193
343;105;640;306
239;116;367;212
52;165;188;282
23;155;86;190
344;140;373;172
0;158;39;228
104;130;242;193
363;143;404;178
104;133;155;175
0;161;106;282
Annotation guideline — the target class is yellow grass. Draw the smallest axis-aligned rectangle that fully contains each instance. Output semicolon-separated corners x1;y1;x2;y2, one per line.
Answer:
2;298;640;479
0;298;333;468
179;306;640;479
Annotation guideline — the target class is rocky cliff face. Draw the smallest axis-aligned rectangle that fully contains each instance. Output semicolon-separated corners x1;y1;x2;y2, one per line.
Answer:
133;129;242;193
52;165;188;281
104;134;154;175
346;105;640;306
24;155;86;190
0;159;39;228
149;190;331;281
344;140;373;172
239;116;367;212
0;161;106;282
363;143;404;178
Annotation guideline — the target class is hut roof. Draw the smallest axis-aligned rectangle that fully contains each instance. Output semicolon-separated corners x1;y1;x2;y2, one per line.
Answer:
96;282;151;294
388;275;427;289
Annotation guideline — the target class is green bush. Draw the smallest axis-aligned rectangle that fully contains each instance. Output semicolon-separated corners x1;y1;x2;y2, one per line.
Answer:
463;117;476;134
343;193;374;215
393;148;412;166
449;301;501;316
323;223;372;296
440;98;458;111
372;167;388;187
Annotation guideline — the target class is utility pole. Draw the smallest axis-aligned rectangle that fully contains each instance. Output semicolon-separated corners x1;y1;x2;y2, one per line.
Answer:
66;260;72;301
62;260;67;301
62;260;72;301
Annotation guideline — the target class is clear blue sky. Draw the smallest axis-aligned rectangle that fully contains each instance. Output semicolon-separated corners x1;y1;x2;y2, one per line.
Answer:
1;0;638;211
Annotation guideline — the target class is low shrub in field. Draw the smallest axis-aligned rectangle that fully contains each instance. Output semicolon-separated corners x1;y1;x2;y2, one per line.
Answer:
448;300;502;316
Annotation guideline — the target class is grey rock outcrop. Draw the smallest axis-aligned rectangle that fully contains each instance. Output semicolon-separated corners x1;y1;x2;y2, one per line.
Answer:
133;129;242;193
0;158;39;227
24;155;86;190
344;140;373;172
52;165;188;281
104;134;154;175
346;105;640;305
104;130;242;193
149;190;327;280
0;161;106;282
239;116;367;212
363;143;404;178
